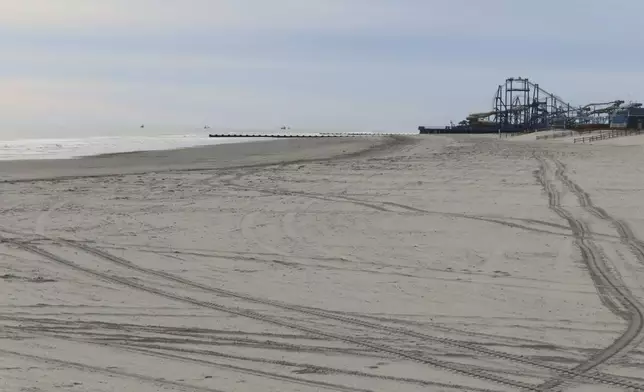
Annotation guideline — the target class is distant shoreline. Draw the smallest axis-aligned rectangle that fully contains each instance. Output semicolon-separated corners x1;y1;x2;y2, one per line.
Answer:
0;135;396;183
0;134;269;162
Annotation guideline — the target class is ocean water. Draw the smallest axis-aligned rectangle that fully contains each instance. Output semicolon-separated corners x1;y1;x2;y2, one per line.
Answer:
0;130;404;161
0;134;270;161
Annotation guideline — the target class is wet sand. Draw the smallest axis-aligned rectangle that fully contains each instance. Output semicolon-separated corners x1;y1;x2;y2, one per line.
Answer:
1;134;643;391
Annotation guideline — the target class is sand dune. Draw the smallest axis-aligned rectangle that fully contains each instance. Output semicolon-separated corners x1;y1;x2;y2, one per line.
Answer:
1;134;643;391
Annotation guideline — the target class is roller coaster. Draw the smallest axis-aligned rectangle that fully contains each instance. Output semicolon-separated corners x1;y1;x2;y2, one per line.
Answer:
420;77;641;134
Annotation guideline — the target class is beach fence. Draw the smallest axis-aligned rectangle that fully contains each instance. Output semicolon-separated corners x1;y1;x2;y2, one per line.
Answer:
499;131;533;138
573;129;643;143
535;130;575;140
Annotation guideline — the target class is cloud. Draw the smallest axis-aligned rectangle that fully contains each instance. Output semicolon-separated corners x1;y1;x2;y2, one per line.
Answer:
0;0;414;33
1;0;644;138
1;0;642;45
0;0;229;30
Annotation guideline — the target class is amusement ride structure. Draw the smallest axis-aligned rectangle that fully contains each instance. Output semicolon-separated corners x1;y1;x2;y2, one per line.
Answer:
420;77;642;134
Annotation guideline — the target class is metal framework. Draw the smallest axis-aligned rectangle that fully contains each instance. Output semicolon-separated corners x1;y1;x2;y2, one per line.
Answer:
492;77;575;130
425;77;644;134
464;77;634;132
576;101;625;125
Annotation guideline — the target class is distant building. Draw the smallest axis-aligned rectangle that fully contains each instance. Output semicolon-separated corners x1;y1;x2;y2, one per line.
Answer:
611;107;644;129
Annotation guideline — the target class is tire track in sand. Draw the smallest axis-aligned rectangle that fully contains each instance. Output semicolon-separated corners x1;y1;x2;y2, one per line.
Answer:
224;178;622;241
0;313;504;391
5;160;640;388
0;347;226;392
111;342;506;392
534;158;628;320
534;156;644;391
0;233;546;391
35;332;377;392
553;159;644;269
6;230;643;391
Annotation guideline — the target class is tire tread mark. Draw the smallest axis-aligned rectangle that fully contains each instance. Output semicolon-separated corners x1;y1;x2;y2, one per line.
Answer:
80;337;376;392
534;156;644;391
125;345;507;392
224;180;617;240
0;236;542;392
0;347;226;392
112;342;507;392
31;236;644;391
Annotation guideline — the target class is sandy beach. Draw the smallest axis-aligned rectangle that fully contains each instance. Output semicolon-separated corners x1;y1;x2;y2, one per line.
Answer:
1;134;643;391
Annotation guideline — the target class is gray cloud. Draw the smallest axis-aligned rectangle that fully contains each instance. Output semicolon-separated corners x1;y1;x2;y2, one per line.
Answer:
1;0;643;138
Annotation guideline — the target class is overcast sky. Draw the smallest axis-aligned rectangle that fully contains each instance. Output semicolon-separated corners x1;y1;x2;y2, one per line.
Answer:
1;0;643;138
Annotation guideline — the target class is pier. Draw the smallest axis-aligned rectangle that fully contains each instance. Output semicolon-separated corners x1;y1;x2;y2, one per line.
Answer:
208;133;412;138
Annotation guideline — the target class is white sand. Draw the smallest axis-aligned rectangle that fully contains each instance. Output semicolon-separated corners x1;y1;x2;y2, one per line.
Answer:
1;134;643;391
